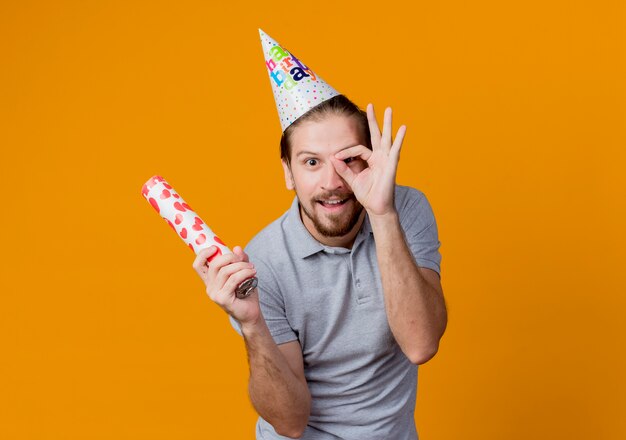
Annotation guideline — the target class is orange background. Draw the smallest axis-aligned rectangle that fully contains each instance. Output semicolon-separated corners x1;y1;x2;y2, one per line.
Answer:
1;1;625;439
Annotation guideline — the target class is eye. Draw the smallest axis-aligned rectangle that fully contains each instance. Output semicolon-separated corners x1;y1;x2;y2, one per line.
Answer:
343;157;355;164
306;158;318;166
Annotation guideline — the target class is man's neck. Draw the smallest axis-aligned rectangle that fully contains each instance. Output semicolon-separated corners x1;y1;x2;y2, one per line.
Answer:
299;207;366;250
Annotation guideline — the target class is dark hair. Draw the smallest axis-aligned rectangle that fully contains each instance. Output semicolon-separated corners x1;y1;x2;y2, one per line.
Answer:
280;94;372;163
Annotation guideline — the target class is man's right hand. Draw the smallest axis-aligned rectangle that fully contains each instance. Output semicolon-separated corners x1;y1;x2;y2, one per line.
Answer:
192;245;261;325
194;246;310;437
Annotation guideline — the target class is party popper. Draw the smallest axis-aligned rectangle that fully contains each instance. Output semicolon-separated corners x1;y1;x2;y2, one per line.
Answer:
141;175;257;299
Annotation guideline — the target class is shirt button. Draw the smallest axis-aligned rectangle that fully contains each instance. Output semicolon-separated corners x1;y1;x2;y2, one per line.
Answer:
356;279;361;288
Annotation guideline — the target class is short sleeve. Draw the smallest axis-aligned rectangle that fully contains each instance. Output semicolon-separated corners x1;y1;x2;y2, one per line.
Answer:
229;247;299;345
399;189;442;278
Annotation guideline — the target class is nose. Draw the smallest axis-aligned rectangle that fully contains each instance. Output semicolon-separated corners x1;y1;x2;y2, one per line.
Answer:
321;161;345;191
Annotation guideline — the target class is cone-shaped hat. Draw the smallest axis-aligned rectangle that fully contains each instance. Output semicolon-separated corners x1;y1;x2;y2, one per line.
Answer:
259;29;340;132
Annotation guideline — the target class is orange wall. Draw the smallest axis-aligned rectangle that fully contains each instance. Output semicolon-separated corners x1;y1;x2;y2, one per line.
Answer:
1;1;624;439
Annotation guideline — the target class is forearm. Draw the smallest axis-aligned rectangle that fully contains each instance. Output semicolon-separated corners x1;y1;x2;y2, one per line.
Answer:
241;319;310;437
370;211;447;363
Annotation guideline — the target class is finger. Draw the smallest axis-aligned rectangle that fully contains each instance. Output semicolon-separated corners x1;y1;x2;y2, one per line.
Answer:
193;246;219;275
391;124;407;160
215;261;255;291
207;252;241;283
334;145;372;162
233;245;249;263
330;156;358;187
366;103;381;148
382;107;393;151
221;268;258;300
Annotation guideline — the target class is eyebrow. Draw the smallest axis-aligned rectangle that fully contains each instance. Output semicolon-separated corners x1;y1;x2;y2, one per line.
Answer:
296;145;360;158
296;150;318;158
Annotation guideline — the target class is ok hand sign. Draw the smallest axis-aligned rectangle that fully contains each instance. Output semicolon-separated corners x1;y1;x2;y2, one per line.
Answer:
330;104;406;217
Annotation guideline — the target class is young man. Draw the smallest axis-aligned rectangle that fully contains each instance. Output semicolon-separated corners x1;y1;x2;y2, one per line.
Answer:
192;31;446;439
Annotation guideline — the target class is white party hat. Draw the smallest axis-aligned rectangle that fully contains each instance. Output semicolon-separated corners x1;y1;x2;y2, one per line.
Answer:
259;29;340;132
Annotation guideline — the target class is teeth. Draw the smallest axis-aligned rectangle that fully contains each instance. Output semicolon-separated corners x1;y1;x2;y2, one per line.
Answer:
323;199;344;205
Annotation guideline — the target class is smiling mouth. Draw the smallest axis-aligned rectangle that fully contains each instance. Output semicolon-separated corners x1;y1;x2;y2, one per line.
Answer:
316;195;353;209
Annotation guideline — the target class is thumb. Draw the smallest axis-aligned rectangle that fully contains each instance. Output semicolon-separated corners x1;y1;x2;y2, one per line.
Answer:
233;245;249;262
204;245;220;263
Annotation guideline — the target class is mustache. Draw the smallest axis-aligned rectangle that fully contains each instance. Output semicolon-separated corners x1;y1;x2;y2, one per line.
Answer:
314;192;355;201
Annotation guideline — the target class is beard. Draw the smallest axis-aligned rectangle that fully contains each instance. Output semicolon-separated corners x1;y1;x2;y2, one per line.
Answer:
298;191;364;238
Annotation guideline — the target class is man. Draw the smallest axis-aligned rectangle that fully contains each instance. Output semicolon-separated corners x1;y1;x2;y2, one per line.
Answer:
192;31;446;439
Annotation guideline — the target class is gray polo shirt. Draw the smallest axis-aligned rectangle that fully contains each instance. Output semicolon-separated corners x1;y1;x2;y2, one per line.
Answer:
230;184;442;440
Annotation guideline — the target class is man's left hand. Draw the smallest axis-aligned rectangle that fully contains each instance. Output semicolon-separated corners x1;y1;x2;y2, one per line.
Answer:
330;103;406;217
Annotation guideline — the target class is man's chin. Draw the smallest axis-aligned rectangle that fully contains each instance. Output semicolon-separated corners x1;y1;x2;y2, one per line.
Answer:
314;204;363;238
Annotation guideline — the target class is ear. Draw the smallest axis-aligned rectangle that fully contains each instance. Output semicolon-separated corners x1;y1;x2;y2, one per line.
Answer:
281;159;295;190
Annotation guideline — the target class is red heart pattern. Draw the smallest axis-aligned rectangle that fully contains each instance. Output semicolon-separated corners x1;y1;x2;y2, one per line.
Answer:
143;176;232;259
192;217;203;231
145;175;164;191
149;197;160;213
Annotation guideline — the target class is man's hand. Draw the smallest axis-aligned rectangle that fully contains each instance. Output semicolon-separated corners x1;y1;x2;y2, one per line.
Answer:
194;249;311;435
330;104;406;217
192;245;261;325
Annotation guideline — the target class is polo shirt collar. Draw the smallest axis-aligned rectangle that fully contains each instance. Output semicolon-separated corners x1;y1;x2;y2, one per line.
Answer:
361;211;373;236
285;196;325;259
285;195;374;259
